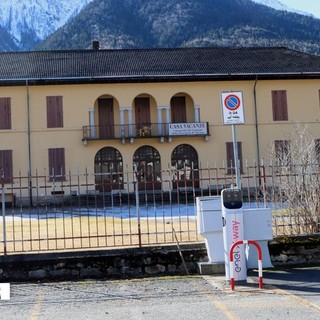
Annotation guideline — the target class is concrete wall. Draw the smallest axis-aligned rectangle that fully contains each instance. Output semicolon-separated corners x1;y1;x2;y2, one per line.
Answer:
0;236;319;282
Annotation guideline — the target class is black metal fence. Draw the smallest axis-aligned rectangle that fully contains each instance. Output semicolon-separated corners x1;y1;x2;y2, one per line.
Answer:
1;163;319;255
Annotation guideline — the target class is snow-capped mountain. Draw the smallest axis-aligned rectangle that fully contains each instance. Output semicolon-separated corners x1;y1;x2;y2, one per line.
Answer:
251;0;313;17
0;0;93;50
0;0;319;53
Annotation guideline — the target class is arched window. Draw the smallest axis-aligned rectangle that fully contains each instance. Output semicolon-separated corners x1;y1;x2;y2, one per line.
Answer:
133;146;161;190
94;147;123;192
171;144;199;189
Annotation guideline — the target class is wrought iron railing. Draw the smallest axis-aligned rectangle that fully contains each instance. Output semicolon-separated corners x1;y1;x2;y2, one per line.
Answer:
1;163;319;255
82;122;209;141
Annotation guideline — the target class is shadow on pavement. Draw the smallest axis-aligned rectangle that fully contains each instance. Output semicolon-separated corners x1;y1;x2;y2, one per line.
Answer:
248;266;320;294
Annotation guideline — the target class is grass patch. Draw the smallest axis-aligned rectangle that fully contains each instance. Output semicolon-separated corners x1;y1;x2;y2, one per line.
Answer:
0;216;200;254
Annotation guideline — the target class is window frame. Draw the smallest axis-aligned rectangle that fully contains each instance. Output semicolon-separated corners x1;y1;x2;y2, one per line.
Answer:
94;147;124;191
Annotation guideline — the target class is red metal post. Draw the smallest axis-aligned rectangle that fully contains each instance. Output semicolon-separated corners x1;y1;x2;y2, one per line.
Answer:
229;240;263;290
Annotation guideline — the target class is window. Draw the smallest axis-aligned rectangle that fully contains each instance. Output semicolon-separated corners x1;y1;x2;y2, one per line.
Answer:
0;150;13;183
133;146;161;190
171;144;199;188
272;90;288;121
0;97;11;129
275;140;291;166
226;142;243;174
94;147;123;192
47;96;63;128
48;148;65;181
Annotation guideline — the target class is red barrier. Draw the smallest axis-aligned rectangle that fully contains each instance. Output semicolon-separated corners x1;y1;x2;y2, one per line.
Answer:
229;240;263;290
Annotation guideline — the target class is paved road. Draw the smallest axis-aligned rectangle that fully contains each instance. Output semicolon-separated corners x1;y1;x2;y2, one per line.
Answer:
0;267;319;320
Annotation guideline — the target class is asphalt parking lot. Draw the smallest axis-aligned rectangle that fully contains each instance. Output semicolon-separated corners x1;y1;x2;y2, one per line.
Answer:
0;266;319;320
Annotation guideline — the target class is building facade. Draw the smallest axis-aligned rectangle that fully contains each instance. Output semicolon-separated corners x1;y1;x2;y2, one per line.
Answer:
1;47;320;201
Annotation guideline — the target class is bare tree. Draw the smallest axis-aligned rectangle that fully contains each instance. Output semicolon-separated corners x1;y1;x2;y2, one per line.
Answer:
268;123;320;234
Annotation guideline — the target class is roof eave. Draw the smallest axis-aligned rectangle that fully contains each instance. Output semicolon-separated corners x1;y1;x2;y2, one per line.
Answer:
1;72;320;86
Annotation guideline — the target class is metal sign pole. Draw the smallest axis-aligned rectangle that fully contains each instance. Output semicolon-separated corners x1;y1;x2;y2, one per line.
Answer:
232;124;241;188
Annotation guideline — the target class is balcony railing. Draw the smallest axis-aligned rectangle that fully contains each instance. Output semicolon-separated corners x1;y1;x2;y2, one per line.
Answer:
82;122;209;141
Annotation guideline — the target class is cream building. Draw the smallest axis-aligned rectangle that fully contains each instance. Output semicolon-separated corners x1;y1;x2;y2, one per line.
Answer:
1;46;320;201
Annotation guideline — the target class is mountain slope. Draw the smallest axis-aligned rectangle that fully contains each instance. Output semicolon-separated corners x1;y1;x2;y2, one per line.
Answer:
36;0;320;55
252;0;314;17
1;0;320;54
0;0;93;50
0;26;19;51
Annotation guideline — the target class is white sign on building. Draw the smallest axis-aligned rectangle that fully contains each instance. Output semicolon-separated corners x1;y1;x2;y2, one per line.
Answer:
168;122;208;136
221;92;245;125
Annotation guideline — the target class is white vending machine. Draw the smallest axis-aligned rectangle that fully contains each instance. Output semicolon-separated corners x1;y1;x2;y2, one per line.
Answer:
196;196;224;263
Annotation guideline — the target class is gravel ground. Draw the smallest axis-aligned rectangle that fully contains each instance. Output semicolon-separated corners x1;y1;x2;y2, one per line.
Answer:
0;267;319;320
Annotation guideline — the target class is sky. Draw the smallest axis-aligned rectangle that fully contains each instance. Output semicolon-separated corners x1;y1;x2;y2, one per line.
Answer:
279;0;320;19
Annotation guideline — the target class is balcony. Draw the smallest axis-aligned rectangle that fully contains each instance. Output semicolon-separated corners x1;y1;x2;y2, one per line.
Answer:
82;122;209;141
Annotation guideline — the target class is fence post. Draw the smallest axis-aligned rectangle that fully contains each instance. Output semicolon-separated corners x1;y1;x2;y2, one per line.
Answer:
134;166;142;247
1;175;7;255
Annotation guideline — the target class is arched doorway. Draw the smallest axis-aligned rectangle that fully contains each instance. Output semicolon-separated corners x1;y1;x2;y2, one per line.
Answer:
171;144;199;189
133;146;161;190
94;147;123;192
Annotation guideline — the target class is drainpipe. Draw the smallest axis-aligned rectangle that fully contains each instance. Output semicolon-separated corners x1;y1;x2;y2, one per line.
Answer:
26;79;33;206
253;76;261;186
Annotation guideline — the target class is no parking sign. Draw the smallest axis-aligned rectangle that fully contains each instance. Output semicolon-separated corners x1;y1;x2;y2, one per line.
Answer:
221;92;245;124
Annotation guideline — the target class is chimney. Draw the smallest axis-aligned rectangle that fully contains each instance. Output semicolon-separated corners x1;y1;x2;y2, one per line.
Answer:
92;40;100;50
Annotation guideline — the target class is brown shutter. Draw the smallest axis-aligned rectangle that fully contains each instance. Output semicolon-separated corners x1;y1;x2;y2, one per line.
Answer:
47;96;63;128
98;98;114;138
171;96;186;123
0;150;13;183
272;90;288;121
135;97;151;127
48;148;65;180
226;142;243;174
0;98;11;129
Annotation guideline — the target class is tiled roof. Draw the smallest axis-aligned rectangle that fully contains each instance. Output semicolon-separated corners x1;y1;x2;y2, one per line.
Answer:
1;47;320;83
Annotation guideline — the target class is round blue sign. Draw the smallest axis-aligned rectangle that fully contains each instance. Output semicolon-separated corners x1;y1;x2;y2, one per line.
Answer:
224;94;240;111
